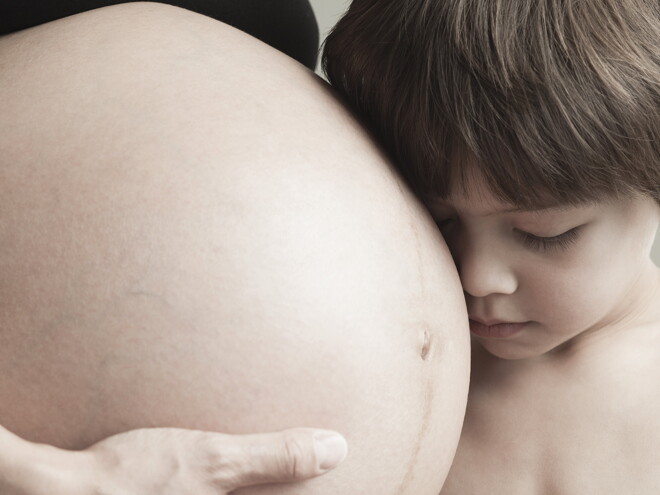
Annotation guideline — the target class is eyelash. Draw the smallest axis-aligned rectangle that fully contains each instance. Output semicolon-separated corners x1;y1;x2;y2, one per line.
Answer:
435;219;582;253
517;228;581;252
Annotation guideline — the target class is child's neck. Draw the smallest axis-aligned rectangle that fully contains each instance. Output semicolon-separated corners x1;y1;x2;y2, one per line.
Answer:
557;263;660;360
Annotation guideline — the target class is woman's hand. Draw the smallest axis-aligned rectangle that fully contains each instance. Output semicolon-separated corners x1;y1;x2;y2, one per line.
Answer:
0;425;348;494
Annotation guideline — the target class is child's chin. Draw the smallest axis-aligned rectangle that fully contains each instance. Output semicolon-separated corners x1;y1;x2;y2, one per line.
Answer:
476;338;548;361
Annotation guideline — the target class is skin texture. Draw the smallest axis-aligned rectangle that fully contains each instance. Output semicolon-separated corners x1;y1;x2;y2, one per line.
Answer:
0;424;350;494
0;3;470;494
425;169;660;494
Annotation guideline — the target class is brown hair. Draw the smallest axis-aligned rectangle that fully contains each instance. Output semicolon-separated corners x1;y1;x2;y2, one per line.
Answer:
322;0;660;207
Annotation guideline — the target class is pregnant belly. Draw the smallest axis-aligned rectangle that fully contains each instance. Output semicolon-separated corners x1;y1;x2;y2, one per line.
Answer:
0;4;470;493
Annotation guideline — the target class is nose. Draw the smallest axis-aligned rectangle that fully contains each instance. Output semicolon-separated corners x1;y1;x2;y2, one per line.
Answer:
452;237;518;298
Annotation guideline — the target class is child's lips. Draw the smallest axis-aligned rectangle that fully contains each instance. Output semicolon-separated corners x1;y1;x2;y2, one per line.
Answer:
469;319;528;338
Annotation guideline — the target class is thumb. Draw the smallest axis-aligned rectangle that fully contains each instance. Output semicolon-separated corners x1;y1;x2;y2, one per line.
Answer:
218;427;347;490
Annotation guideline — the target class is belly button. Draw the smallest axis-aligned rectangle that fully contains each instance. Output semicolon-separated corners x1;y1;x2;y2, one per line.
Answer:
420;329;432;361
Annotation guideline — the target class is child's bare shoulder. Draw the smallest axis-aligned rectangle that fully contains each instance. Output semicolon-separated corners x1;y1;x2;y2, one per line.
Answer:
563;318;660;423
542;322;660;490
596;319;660;482
442;331;660;494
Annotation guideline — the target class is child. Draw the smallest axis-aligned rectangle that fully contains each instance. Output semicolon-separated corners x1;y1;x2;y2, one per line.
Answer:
324;0;659;492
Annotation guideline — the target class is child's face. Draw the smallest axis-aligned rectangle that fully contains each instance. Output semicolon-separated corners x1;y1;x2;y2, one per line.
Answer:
425;171;660;360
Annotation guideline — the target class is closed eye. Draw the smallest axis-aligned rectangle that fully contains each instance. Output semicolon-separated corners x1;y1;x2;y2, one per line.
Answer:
516;227;581;252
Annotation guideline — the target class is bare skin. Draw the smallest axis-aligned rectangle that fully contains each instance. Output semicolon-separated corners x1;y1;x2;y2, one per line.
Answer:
443;308;660;494
0;425;347;494
0;3;471;494
431;173;660;494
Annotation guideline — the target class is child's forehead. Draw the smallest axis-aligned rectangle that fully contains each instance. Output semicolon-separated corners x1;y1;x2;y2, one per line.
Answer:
423;183;619;221
428;155;590;213
424;193;538;217
426;166;515;211
422;170;588;217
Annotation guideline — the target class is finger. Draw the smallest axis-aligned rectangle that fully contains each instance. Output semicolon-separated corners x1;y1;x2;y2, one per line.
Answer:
213;427;347;490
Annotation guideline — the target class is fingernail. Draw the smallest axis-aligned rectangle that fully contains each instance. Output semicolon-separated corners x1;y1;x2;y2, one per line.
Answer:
313;431;348;471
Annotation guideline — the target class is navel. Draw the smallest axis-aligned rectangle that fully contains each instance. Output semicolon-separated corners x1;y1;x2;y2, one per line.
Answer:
420;328;432;360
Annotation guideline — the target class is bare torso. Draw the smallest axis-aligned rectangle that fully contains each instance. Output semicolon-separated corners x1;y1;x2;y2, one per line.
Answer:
0;3;470;494
442;318;660;495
